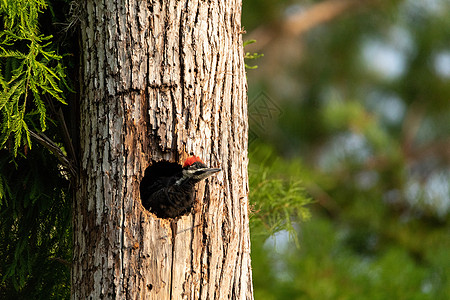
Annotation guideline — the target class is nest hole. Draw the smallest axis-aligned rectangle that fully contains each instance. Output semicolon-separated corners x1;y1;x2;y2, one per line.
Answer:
140;160;184;218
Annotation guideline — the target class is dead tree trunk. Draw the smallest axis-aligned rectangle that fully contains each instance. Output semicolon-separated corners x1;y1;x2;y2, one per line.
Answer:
72;0;253;299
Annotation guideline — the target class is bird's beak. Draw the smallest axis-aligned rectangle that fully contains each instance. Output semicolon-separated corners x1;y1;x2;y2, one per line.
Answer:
195;168;221;180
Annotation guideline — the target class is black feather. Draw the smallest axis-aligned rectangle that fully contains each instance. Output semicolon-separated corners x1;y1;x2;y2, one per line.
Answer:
140;160;213;218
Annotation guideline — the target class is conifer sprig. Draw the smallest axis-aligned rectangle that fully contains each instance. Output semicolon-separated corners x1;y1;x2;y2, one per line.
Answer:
0;0;67;155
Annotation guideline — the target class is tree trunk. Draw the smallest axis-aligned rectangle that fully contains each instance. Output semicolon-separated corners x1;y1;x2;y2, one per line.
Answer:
72;0;253;299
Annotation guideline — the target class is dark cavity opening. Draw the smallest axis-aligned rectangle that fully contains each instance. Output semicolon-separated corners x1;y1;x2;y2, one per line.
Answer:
140;160;185;219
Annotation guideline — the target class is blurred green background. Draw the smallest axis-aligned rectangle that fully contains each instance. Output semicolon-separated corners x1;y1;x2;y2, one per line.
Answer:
244;0;449;299
0;0;449;299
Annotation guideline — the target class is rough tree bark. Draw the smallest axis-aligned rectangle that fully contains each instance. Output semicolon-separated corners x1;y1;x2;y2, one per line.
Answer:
72;0;253;299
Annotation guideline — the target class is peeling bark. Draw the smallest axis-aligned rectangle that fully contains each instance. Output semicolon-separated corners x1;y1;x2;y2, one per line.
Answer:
72;0;252;299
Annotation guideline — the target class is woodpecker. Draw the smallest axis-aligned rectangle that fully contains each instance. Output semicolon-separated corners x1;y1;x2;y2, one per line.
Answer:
140;156;221;218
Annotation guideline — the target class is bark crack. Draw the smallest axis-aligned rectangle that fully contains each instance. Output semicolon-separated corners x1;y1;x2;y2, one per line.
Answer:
169;219;177;300
199;208;210;299
120;94;127;296
189;213;197;296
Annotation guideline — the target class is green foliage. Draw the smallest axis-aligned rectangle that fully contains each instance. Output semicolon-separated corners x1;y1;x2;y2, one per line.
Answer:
253;215;450;300
0;1;72;298
249;143;311;247
0;147;71;299
248;144;312;300
0;0;67;155
244;40;264;69
245;0;450;299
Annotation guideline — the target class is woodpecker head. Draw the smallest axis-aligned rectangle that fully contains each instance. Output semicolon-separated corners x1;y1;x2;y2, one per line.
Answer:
181;156;221;183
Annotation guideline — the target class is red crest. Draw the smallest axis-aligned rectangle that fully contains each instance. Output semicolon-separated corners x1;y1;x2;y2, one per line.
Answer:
183;156;204;167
